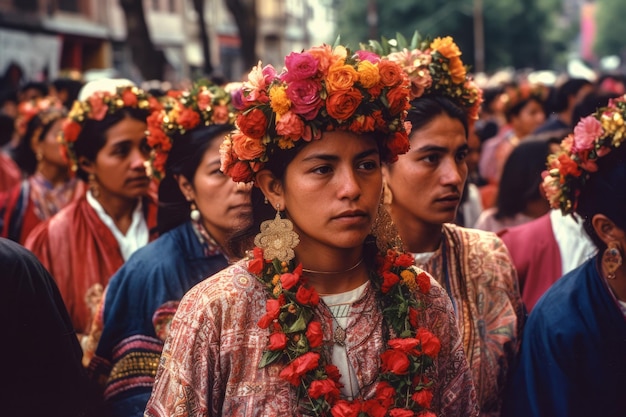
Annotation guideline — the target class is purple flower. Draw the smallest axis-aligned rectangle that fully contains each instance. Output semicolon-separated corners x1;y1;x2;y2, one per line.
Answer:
230;88;245;110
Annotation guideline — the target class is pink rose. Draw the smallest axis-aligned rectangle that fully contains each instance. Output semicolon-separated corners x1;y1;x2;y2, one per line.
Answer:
282;52;319;82
355;50;381;63
276;111;305;140
572;116;603;152
286;79;323;120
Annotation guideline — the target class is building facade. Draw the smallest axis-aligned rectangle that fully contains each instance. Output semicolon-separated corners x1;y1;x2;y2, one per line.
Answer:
0;0;335;86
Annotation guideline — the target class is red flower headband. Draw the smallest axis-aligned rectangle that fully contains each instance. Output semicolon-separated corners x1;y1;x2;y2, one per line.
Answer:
145;82;237;181
542;95;626;214
220;43;412;184
59;85;159;173
15;96;65;138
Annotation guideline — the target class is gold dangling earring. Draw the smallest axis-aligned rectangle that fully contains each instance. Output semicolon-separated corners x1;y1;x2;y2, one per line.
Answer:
602;242;623;280
371;193;404;253
254;203;300;262
88;173;100;198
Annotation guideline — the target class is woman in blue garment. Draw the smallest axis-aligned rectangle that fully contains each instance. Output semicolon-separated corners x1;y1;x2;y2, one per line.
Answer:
503;97;626;417
85;83;252;417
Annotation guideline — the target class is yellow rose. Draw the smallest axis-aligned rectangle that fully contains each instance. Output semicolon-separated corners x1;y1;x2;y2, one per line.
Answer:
430;36;462;59
269;85;291;116
325;60;359;93
357;61;381;88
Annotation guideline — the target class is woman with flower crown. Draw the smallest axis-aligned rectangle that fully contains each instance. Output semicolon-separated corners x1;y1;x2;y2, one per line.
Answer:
0;96;85;243
83;83;252;417
24;79;160;337
502;97;626;417
370;35;525;416
145;44;478;417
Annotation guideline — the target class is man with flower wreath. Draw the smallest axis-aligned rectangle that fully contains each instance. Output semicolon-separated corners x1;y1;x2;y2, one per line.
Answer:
146;43;478;417
368;34;525;416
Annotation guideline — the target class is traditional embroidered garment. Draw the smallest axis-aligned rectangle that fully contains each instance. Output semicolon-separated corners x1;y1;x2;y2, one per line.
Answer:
1;237;94;417
502;257;626;417
499;210;596;311
145;261;479;417
413;223;525;417
86;221;229;417
0;173;84;243
24;193;157;334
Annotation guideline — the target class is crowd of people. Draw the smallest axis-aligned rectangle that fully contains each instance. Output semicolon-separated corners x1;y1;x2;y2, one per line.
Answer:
1;34;625;417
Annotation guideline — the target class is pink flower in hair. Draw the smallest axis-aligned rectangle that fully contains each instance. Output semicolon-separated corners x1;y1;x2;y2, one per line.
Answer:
572;116;603;153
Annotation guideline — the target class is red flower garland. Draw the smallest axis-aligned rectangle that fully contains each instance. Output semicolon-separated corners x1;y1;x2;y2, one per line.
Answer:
251;246;440;416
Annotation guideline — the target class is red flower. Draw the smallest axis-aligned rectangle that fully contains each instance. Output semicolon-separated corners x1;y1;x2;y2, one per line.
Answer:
280;271;300;290
375;381;396;408
258;299;281;329
326;88;363;121
121;88;138;107
268;332;287;351
416;328;441;358
557;153;582;177
331;400;361;417
389;409;415;417
296;285;320;306
416;271;431;293
387;131;410;160
308;379;340;402
325;364;342;382
224;160;254;183
62;120;82;143
381;271;400;293
416;411;436;417
394;253;415;267
278;352;320;386
305;321;323;348
248;247;265;275
380;349;410;375
361;399;387;417
388;337;420;354
237;108;267;139
177;107;201;130
412;389;433;409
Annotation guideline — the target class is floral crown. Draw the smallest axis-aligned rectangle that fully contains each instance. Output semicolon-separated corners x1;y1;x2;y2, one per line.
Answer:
219;42;412;184
59;85;158;173
145;82;237;181
542;95;626;215
363;32;483;125
15;96;65;138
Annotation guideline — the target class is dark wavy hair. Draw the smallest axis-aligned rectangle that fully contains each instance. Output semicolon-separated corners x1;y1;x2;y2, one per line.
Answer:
405;95;469;138
73;108;149;181
156;123;234;234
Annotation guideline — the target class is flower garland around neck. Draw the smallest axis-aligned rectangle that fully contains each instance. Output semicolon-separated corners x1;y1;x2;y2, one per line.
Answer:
145;81;237;181
59;85;160;174
249;245;440;417
542;95;626;215
362;31;483;127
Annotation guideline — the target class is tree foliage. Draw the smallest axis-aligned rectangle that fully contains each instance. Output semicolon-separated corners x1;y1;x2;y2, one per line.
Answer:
595;0;626;60
336;0;569;72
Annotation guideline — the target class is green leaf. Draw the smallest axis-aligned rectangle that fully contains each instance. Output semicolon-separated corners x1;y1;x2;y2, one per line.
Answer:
396;32;408;50
287;314;308;333
259;350;282;368
410;30;420;50
332;34;342;48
